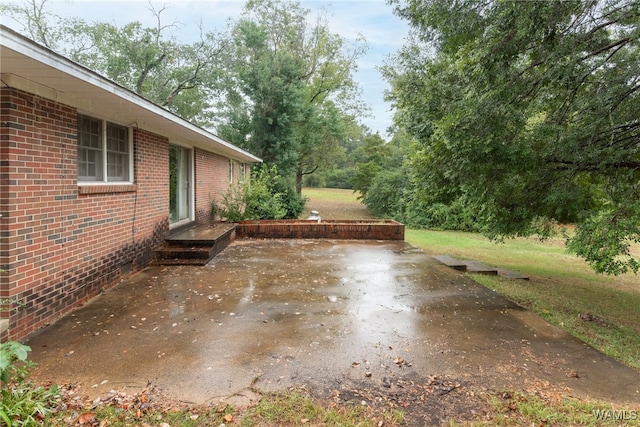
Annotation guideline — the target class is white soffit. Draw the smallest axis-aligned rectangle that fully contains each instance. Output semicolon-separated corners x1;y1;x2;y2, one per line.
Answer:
0;25;261;164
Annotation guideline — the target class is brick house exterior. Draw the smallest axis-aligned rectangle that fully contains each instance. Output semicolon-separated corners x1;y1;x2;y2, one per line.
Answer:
0;26;261;341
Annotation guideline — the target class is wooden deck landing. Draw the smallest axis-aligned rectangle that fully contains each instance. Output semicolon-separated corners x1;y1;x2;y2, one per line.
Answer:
166;223;236;243
154;223;236;266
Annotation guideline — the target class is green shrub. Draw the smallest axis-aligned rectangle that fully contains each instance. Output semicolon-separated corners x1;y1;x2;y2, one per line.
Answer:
219;185;245;223
404;196;483;232
324;169;354;189
0;341;31;385
302;173;326;188
218;165;304;221
243;169;287;220
362;169;405;218
0;341;60;427
273;182;307;219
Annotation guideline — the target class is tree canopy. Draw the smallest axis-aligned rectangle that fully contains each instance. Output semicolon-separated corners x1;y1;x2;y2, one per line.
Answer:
72;18;228;126
216;0;367;193
1;0;228;126
384;0;640;274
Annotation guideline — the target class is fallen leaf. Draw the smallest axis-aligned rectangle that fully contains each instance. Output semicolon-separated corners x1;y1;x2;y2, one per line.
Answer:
223;413;234;422
77;412;95;424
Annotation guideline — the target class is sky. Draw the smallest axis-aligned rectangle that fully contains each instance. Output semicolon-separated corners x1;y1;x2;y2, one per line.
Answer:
3;0;410;138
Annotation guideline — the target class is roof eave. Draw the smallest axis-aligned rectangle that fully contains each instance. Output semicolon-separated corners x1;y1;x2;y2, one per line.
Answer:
0;25;262;164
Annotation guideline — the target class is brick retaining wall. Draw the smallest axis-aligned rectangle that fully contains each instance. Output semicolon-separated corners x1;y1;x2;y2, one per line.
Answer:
236;220;404;240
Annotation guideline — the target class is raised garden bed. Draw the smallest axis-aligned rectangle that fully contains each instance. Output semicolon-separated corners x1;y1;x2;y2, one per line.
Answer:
236;219;404;240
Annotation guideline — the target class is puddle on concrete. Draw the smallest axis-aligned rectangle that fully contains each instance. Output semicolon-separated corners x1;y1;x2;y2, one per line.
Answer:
26;239;640;405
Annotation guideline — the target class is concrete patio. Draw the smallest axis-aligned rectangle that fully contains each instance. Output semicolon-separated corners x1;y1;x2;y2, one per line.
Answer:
26;239;639;413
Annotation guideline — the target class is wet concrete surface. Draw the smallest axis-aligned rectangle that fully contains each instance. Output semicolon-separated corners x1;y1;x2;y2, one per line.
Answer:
27;239;640;407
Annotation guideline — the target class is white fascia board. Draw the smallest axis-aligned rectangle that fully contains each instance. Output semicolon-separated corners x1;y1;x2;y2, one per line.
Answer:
0;25;262;164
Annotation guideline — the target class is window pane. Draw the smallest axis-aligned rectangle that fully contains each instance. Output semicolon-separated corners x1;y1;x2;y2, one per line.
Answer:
77;115;103;181
78;147;103;181
107;152;129;181
77;116;131;183
106;122;129;181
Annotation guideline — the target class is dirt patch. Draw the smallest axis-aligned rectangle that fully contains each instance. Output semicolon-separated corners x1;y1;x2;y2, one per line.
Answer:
319;374;488;425
49;372;583;426
53;380;488;425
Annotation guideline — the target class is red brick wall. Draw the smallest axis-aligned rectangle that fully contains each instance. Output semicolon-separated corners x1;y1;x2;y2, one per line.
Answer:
194;148;243;223
0;87;169;341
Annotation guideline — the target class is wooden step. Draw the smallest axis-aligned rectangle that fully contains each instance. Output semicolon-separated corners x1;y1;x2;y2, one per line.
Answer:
153;223;236;266
155;246;214;261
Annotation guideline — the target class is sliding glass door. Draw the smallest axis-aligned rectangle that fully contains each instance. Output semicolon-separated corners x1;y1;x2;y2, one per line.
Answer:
169;144;191;225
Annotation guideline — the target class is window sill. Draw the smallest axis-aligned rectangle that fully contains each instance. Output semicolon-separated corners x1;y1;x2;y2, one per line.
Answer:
78;184;138;195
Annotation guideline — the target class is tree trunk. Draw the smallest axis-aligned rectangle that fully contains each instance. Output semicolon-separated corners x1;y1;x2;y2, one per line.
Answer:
296;169;303;195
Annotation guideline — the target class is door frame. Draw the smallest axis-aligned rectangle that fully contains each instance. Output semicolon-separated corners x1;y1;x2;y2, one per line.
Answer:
169;143;194;229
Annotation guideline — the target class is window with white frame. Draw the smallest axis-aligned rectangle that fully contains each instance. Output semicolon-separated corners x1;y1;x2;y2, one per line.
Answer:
228;159;234;183
78;114;131;183
239;162;246;183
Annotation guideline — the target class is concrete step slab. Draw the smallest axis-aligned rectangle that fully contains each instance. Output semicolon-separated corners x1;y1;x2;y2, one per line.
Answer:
462;260;499;275
433;254;528;280
432;255;467;271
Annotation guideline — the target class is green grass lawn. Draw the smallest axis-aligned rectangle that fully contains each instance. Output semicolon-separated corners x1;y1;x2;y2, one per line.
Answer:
305;187;640;371
302;187;374;220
